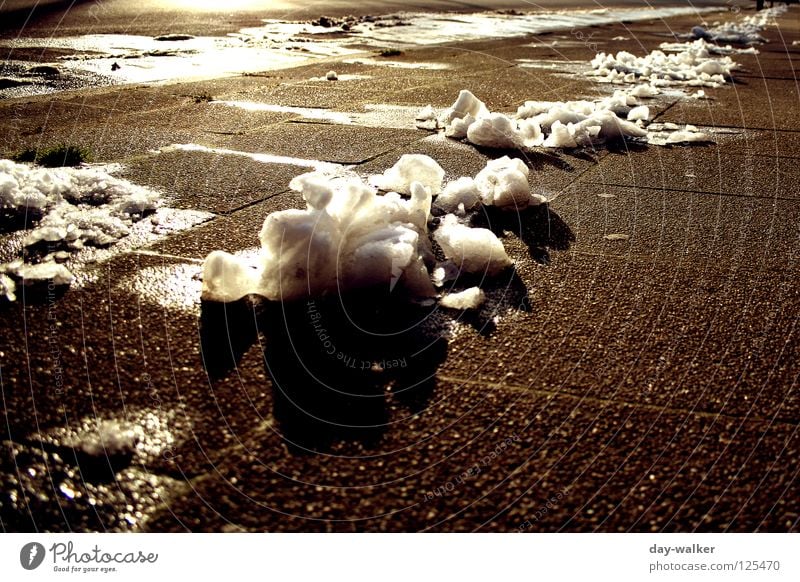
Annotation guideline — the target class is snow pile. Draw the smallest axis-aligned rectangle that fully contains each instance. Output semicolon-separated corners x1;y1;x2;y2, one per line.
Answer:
201;154;538;304
589;42;738;88
440;89;650;151
436;177;481;214
0;159;160;300
74;420;139;457
688;4;788;45
370;154;445;194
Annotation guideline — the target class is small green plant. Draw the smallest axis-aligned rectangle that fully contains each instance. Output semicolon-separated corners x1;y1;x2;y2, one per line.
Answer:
14;144;92;167
192;92;214;103
378;49;403;57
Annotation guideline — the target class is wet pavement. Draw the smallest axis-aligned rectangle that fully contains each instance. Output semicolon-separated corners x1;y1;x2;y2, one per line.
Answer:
1;4;799;532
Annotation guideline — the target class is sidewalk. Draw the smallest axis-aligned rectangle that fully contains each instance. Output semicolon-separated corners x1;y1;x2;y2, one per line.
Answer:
1;7;798;532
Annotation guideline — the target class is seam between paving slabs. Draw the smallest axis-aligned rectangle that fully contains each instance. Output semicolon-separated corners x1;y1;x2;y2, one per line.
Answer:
571;181;800;202
437;375;800;429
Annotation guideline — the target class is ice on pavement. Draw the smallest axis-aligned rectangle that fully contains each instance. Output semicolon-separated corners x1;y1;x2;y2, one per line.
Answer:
0;159;163;300
201;154;538;304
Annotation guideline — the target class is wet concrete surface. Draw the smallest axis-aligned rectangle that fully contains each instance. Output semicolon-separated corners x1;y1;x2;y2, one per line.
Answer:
1;5;799;532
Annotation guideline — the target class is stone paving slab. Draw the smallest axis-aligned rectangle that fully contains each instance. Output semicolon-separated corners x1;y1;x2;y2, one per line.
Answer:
118;150;302;214
552;183;800;270
575;145;800;200
658;78;800;131
200;122;425;164
437;250;800;423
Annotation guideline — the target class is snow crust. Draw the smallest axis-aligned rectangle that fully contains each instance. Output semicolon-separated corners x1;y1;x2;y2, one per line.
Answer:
0;159;160;300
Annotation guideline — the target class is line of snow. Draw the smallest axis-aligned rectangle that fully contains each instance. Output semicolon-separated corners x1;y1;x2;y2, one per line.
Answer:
687;4;788;45
211;101;354;125
435;4;793;151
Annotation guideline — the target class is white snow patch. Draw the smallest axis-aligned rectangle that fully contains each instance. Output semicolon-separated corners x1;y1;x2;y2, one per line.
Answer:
440;287;485;310
211;100;353;124
159;143;343;172
627;105;651;122
0;159;162;299
436;177;481;213
76;420;139;457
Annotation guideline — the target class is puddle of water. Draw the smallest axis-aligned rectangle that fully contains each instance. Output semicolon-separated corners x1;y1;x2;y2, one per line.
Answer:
1;6;718;97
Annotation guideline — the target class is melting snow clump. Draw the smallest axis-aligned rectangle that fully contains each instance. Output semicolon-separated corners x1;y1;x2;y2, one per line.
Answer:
589;44;736;89
434;215;512;276
201;154;539;304
371;154;445;195
440;89;650;151
475;156;546;209
326;70;338;81
0;159;161;300
440;287;485;310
